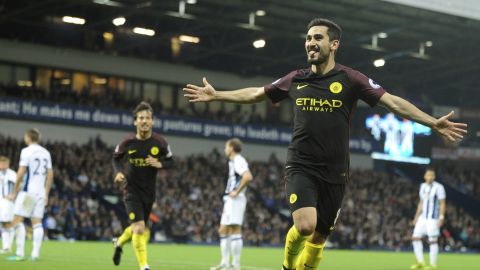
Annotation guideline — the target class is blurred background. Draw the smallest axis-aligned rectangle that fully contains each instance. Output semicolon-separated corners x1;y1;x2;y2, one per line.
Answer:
0;0;478;252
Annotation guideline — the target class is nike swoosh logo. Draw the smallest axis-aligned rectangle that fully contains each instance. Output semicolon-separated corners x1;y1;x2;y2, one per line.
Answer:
128;150;137;154
296;83;309;90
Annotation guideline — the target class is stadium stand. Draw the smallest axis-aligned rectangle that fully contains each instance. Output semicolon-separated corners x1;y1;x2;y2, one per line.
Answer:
1;135;478;251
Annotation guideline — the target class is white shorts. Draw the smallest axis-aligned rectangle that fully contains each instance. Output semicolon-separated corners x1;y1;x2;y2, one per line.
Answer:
13;191;45;219
413;217;440;238
0;198;15;222
220;195;246;226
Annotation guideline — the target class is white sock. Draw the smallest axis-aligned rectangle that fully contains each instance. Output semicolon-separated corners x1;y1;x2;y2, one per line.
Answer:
220;234;231;266
230;234;243;267
1;227;13;250
15;223;26;258
412;240;424;263
32;223;44;258
429;243;439;266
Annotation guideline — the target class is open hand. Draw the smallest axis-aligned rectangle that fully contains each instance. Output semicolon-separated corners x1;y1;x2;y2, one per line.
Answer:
433;111;467;143
183;77;216;102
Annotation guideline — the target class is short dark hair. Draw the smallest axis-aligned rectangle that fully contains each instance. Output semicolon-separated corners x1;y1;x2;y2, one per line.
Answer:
0;156;9;162
307;18;342;41
133;101;153;120
26;128;41;142
227;138;243;153
425;166;435;173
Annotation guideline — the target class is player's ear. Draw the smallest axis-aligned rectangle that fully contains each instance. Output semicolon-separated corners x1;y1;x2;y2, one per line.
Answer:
330;40;339;51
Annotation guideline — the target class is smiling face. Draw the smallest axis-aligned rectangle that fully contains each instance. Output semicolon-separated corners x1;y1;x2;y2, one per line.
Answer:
134;110;153;135
305;25;339;65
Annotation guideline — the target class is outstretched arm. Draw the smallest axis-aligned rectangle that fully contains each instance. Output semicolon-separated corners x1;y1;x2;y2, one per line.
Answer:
183;77;266;104
378;93;467;142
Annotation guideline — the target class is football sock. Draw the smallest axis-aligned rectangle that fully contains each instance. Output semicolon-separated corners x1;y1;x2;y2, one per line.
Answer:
15;223;26;258
412;240;424;263
283;225;309;269
117;225;132;247
31;223;44;258
220;234;231;266
132;233;148;269
296;241;326;270
429;242;439;266
230;234;243;267
1;227;12;250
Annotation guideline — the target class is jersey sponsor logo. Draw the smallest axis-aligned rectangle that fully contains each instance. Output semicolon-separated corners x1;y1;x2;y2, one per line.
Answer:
150;146;159;155
129;212;135;220
329;82;343;94
289;193;297;204
368;78;381;89
296;83;309;90
128;158;149;167
296;98;343;112
128;150;137;154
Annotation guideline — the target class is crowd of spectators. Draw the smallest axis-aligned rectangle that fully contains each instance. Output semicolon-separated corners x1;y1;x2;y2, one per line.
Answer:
0;83;286;126
0;134;478;251
432;160;480;197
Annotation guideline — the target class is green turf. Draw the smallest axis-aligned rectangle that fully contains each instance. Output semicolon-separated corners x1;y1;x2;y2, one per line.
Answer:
0;241;478;270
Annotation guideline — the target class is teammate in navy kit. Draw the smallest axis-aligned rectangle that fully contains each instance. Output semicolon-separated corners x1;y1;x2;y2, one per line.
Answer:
112;101;174;270
183;18;467;270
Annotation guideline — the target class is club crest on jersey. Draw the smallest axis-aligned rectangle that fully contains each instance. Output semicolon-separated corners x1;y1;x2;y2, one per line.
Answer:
329;82;343;94
289;194;298;204
150;146;159;155
129;212;135;220
368;78;381;89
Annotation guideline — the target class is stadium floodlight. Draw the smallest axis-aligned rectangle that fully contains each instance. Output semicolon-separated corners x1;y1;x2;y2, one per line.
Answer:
253;39;266;48
373;58;385;67
17;80;32;87
425;41;433;47
179;35;200;43
378;32;388;39
133;27;155;36
93;0;123;7
255;10;266;16
186;0;197;4
62;16;86;25
112;17;126;26
94;78;107;84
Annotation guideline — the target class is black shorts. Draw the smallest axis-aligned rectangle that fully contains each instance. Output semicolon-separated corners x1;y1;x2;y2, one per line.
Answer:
124;192;154;224
285;170;346;236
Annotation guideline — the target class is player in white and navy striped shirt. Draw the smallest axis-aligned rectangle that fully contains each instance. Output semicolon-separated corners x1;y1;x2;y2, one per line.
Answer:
0;156;17;253
211;138;253;270
410;167;446;270
7;129;53;261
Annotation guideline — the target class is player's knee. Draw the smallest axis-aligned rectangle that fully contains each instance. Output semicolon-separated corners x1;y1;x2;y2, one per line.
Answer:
132;223;145;234
428;237;438;243
296;223;315;236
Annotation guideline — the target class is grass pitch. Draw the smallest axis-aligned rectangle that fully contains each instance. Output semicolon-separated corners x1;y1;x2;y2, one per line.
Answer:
0;241;478;270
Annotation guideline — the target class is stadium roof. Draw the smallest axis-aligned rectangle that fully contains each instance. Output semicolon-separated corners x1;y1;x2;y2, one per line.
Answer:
1;0;479;106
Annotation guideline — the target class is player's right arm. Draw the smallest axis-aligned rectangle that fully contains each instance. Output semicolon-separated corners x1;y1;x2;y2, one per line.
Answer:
112;140;127;184
411;200;423;226
183;77;266;104
7;166;27;201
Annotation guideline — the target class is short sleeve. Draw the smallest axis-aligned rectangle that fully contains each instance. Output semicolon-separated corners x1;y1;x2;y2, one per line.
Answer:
114;135;132;158
347;70;386;107
46;152;53;169
263;70;297;103
437;185;446;200
19;149;28;167
234;157;249;176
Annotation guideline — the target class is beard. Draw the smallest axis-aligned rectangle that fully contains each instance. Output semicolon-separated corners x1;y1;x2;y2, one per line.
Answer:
307;49;329;65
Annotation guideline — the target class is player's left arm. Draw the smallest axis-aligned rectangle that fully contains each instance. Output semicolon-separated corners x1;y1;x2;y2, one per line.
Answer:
438;199;446;227
229;170;253;198
44;168;54;206
378;93;468;142
7;166;27;201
